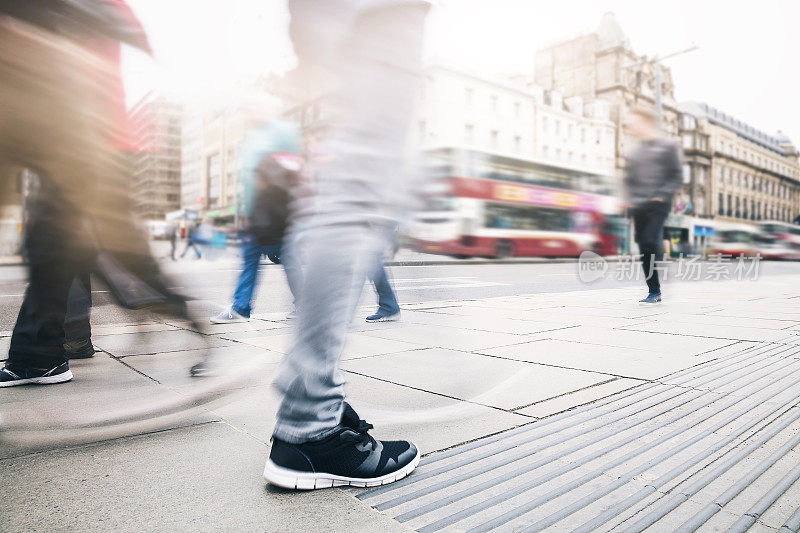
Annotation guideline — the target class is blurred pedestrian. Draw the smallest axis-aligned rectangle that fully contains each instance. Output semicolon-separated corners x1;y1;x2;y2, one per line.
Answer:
263;0;428;490
366;229;401;322
167;222;178;261
624;108;683;305
0;0;193;386
180;223;202;259
210;121;304;325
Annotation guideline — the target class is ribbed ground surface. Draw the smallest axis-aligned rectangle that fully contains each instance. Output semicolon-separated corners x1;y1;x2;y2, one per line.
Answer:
354;336;800;532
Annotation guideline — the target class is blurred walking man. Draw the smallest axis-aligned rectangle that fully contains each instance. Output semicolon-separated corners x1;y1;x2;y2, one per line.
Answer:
263;0;429;489
624;108;683;305
0;1;192;386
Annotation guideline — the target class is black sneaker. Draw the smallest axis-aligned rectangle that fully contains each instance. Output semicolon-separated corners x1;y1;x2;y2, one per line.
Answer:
0;362;73;387
64;339;95;360
639;292;662;305
264;403;420;490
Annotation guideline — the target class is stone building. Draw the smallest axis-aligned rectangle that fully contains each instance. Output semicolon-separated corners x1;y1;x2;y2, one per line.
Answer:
179;77;283;224
534;12;680;176
129;92;182;220
412;64;616;180
679;102;800;224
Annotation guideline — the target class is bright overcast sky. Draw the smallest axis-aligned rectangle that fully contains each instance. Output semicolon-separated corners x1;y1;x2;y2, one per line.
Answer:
123;0;800;145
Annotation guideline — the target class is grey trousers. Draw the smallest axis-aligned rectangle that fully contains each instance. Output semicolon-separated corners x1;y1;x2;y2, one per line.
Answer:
272;1;428;443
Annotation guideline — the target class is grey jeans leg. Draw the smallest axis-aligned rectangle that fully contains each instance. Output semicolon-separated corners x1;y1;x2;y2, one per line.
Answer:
272;2;428;443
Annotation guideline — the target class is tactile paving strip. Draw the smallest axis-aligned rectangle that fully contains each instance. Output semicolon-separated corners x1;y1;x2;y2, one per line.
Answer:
353;335;800;532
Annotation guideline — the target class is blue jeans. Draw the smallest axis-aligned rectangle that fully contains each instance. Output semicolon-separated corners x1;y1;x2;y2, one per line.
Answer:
371;258;399;316
232;237;301;318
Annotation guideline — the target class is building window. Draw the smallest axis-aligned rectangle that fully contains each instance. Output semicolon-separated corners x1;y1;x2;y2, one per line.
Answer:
735;197;740;218
718;167;724;183
718;193;724;216
727;194;732;217
682;164;690;184
682;135;692;149
542;116;548;133
750;200;755;220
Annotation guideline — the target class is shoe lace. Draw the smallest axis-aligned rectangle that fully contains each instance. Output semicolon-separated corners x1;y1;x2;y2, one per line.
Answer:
348;418;377;450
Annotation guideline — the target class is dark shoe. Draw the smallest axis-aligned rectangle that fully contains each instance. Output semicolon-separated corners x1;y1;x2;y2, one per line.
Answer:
264;403;420;489
189;357;216;378
0;362;73;387
64;339;95;360
365;311;401;323
639;293;662;305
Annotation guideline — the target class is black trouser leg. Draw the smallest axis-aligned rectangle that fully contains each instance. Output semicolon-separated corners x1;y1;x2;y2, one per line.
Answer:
8;187;77;369
63;273;92;344
633;202;668;295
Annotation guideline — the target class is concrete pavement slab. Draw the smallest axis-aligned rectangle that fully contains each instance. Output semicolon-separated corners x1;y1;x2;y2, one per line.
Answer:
398;310;581;335
515;377;645;417
119;345;283;388
166;318;290;335
357;324;526;352
93;329;236;357
479;338;746;380
233;331;427;360
619;320;792;342
89;322;181;336
537;325;735;356
211;372;531;456
342;348;614;411
0;353;215;459
0;421;409;533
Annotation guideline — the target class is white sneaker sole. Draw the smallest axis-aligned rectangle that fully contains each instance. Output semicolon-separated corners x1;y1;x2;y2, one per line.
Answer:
209;317;249;324
365;314;401;323
263;449;420;490
0;369;73;387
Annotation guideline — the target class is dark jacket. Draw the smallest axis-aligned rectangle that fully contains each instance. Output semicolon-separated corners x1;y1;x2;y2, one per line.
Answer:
624;137;683;208
0;0;151;53
249;154;297;246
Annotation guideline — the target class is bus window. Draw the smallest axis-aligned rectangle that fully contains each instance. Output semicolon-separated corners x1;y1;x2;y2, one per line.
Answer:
484;203;574;232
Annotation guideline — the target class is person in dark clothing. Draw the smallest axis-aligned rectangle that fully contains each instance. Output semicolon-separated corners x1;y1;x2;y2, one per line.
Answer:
624;108;683;305
167;223;178;261
0;1;194;386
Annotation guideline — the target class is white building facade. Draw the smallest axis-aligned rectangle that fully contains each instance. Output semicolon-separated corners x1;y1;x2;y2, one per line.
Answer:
413;65;616;178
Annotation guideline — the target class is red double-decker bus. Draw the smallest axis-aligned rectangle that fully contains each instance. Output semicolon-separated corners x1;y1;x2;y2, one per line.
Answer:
410;149;620;259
